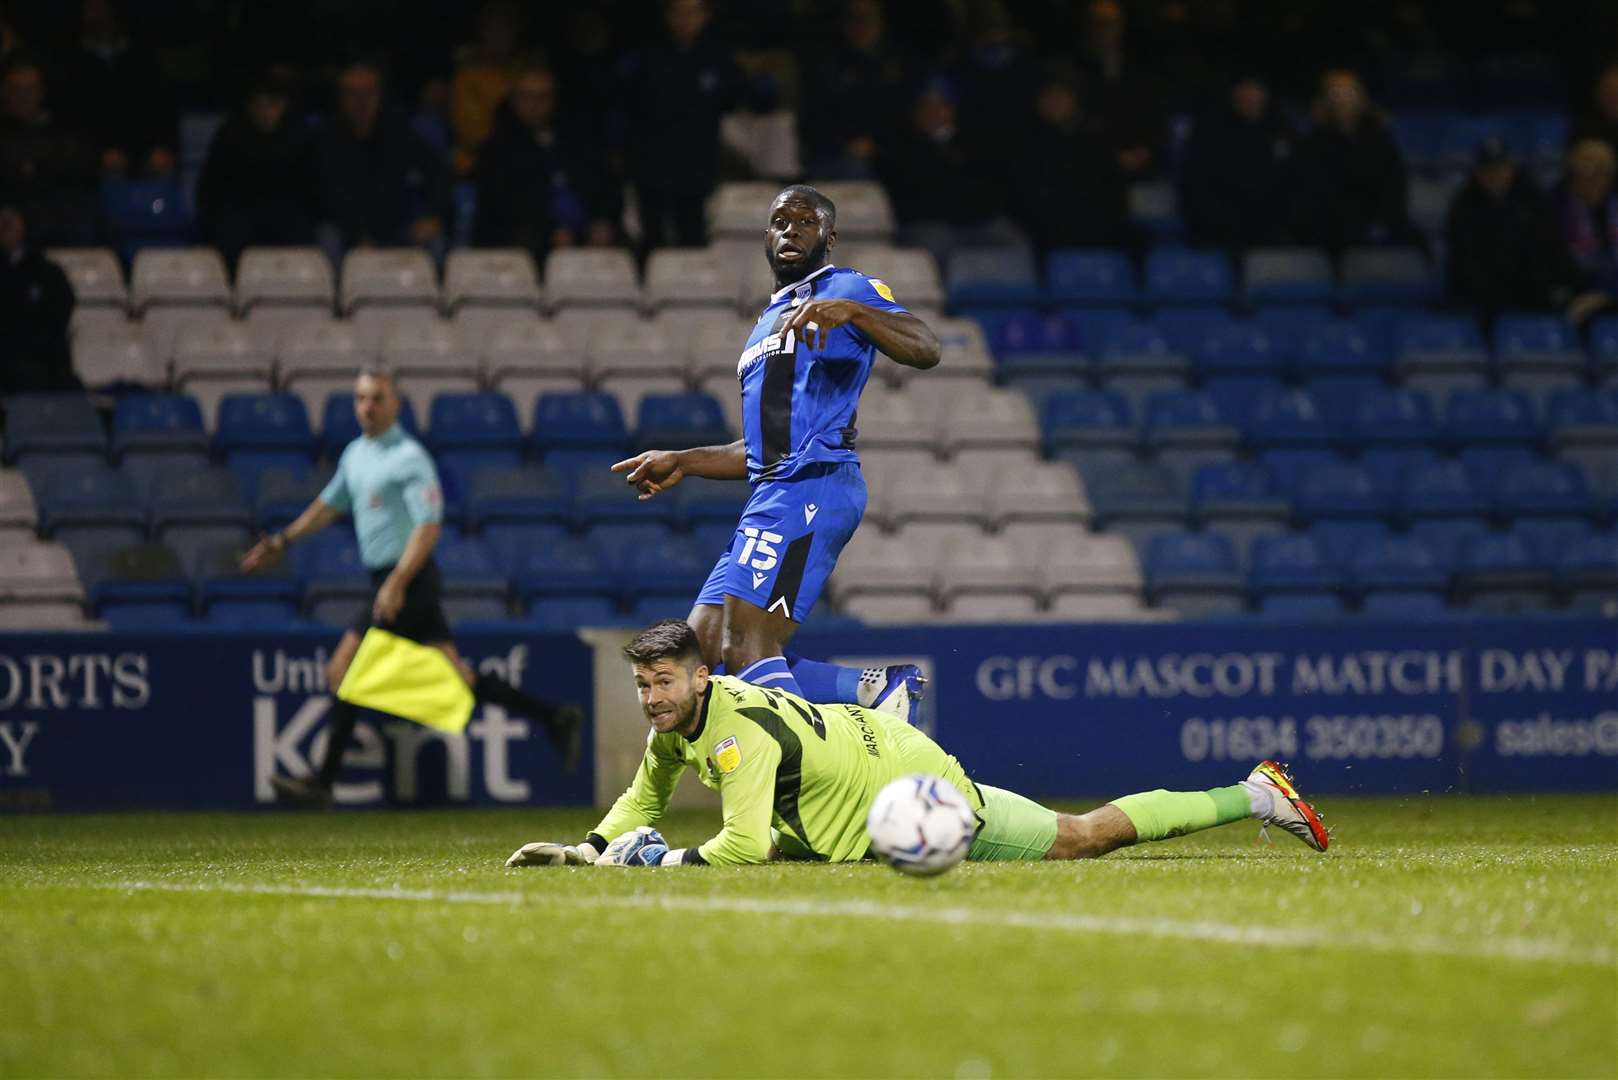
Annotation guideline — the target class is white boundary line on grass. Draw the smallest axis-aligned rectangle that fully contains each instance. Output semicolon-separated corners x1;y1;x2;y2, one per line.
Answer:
70;879;1617;969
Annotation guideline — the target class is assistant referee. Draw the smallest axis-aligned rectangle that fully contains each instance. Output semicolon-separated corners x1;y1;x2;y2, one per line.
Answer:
240;365;580;807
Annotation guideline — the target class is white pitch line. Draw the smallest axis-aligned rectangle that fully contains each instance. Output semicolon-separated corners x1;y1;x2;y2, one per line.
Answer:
48;879;1618;970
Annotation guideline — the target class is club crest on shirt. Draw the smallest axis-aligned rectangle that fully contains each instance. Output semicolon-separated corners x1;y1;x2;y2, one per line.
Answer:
713;736;742;774
870;279;896;303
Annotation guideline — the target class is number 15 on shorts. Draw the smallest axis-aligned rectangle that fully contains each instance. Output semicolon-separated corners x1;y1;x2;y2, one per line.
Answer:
736;527;783;588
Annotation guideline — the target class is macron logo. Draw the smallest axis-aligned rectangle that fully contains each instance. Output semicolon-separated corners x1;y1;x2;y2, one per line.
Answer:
752;571;767;589
804;504;819;525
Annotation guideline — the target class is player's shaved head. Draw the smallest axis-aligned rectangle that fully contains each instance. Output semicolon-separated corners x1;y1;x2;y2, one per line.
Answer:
772;184;836;231
623;619;705;671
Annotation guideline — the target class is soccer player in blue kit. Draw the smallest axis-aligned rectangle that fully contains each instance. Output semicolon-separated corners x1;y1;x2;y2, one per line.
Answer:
612;185;940;721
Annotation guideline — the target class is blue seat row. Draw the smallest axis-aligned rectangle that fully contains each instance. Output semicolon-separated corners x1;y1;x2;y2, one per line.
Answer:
947;247;1440;311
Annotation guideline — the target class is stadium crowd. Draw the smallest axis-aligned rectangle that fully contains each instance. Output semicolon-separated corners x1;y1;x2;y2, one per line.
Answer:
2;1;1617;332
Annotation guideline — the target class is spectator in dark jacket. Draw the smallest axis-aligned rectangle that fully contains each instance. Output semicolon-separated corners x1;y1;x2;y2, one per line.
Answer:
473;64;617;265
0;58;99;246
799;0;911;180
1007;65;1131;255
1179;74;1297;251
1569;63;1618;159
619;0;742;252
314;61;451;263
196;78;317;270
879;79;1023;264
1290;68;1417;254
58;0;176;181
1075;0;1165;180
0;202;77;396
1444;138;1562;320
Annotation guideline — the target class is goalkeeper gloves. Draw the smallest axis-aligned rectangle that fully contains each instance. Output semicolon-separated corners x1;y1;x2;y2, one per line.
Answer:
598;826;688;867
504;839;600;867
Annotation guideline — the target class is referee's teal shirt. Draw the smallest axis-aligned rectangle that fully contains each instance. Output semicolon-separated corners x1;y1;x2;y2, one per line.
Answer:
319;424;444;569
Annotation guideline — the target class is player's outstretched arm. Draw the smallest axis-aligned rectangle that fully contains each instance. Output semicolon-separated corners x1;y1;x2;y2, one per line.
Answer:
612;440;746;499
784;300;940;369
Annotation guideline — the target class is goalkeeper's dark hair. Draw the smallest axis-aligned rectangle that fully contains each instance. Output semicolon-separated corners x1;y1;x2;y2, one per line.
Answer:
775;184;837;230
623;619;705;670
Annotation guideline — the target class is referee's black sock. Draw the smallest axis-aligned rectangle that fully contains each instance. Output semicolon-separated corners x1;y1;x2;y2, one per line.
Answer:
316;699;360;788
472;673;558;727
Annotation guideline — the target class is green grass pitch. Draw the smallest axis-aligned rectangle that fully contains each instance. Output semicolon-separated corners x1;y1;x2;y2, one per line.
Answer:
3;795;1614;1078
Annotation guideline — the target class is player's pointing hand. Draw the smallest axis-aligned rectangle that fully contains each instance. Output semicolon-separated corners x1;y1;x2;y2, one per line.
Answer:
784;298;859;351
611;450;686;500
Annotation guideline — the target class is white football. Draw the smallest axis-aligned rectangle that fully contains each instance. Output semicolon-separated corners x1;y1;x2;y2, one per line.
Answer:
866;774;976;876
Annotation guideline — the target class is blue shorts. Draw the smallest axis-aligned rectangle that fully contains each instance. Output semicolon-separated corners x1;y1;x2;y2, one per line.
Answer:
695;462;867;622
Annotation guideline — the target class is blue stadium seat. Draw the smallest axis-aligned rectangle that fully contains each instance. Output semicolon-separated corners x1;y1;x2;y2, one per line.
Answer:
429;393;523;455
691;522;737;557
229;452;315;505
1351;534;1449;605
1256;593;1345;619
1097;320;1191;410
320;394;421;458
1242;247;1333;306
1454;531;1555;613
1295;320;1390;377
467;466;572;531
1493;461;1592;521
215;393;314;454
1293;461;1393;522
676;477;750;529
1407;518;1491;570
1256;449;1338;495
1250;306;1332;355
1308;521;1393;569
1067;310;1135;355
1546;387;1618;444
255;467;330;531
636;393;731;451
532;392;630;456
1338;248;1436;307
1203;375;1285;427
574;467;675;527
113;394;208;458
1249;533;1346;594
1347;385;1437;447
1079;459;1187;544
626;594;701;621
515;537;616;604
1559;531;1618;612
523;596;625;629
1360;447;1439;497
1242;386;1334;449
542;449;623;482
3;393;106;464
1588;316;1618;381
1189;461;1290;558
84;542;192;616
192;541;300;609
1194;321;1286;378
1494;314;1588;403
1045;250;1136;307
99;177;193;254
103;601;195;629
1143;530;1246;618
482;523;570;576
619;532;713;602
1154;308;1235;354
1393;314;1490;396
203;599;303;628
1143;390;1240;478
945;248;1042;309
1457;445;1539;492
1511;519;1595;567
579;520;675;563
37;465;145;537
982;309;1075;356
1144;250;1234;306
1041;390;1135;456
1441;388;1540;448
435;536;508;605
149;465;253;535
1399;460;1490;521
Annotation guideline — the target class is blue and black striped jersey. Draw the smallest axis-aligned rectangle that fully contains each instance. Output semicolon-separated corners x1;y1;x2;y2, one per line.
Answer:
736;264;909;483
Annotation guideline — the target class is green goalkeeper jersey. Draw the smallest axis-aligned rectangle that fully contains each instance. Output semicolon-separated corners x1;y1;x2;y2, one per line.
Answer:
592;675;983;865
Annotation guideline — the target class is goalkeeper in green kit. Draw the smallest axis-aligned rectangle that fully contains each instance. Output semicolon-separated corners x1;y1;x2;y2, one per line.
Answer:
506;621;1329;868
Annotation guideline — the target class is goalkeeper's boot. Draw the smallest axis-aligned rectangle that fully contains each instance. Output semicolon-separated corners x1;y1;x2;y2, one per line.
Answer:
861;664;927;727
1246;760;1329;852
269;774;333;810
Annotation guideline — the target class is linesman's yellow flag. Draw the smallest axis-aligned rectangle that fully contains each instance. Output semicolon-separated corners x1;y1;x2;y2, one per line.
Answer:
336;628;474;734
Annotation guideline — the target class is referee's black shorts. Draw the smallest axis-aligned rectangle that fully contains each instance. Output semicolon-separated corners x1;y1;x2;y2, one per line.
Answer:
350;560;452;644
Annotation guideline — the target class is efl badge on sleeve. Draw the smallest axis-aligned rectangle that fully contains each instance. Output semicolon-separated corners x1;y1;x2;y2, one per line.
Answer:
714;736;743;774
870;279;896;303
